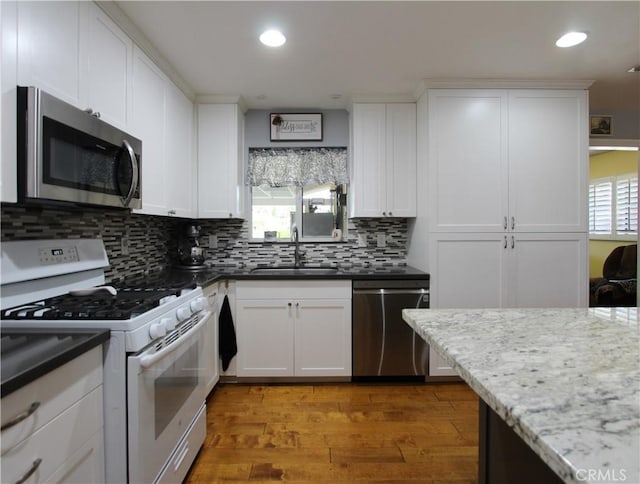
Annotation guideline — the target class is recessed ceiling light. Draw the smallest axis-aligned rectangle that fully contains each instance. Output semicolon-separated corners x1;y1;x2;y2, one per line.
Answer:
555;31;587;48
259;30;286;47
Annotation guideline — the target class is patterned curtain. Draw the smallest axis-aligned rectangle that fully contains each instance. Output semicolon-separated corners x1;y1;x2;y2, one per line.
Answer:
247;147;348;187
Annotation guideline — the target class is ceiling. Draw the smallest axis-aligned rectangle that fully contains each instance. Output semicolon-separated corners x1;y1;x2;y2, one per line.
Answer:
113;1;640;111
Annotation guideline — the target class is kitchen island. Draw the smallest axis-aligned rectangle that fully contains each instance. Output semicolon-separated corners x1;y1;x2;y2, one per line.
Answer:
402;307;639;484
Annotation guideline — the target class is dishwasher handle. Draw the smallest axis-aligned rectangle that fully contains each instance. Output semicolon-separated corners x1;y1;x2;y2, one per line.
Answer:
353;289;429;295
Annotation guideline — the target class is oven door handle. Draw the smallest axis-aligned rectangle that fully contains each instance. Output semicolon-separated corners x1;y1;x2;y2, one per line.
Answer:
139;310;211;369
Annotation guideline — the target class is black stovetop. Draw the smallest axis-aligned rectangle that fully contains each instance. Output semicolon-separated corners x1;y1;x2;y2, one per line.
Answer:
1;283;197;321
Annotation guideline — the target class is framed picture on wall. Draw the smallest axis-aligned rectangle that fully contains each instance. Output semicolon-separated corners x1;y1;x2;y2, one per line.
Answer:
590;115;612;136
270;113;323;141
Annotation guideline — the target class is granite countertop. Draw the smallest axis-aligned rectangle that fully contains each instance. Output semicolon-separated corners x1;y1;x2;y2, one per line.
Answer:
402;307;639;484
122;265;429;288
1;328;110;397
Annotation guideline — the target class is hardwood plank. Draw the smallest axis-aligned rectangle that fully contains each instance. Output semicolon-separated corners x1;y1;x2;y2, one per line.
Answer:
186;382;479;484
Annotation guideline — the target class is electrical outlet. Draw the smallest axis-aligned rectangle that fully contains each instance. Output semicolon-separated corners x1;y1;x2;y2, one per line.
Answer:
208;235;218;248
376;233;386;248
121;236;129;255
358;233;367;247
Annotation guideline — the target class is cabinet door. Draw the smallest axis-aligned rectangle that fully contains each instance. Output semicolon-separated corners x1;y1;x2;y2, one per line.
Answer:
428;90;508;232
294;299;351;377
236;300;294;377
350;103;387;217
1;1;18;203
83;3;131;130
17;1;86;107
428;348;458;378
508;233;588;307
429;233;508;308
131;46;167;216
508;90;588;232
197;104;244;219
386;103;416;217
46;430;105;484
165;82;196;217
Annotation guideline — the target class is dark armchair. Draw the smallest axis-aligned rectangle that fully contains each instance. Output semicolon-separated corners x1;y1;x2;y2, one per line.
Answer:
589;244;637;307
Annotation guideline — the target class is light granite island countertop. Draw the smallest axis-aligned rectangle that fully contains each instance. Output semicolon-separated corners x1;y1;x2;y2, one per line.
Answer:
402;307;639;484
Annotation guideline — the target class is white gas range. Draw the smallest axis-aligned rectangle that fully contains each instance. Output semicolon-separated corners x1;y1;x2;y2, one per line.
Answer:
1;239;211;484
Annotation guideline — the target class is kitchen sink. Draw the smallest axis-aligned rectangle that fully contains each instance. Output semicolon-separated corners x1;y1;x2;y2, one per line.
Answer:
250;266;339;275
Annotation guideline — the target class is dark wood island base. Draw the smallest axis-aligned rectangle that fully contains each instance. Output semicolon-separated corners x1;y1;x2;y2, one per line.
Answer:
478;400;564;484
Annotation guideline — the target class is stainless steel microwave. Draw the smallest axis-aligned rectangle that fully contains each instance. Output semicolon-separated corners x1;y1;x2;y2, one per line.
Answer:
17;86;142;209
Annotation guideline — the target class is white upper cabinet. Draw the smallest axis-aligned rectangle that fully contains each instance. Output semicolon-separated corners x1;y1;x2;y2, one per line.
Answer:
7;1;197;216
1;1;18;203
131;47;196;218
131;46;167;216
17;1;87;107
507;90;588;233
197;104;245;219
428;90;509;232
428;89;588;233
82;3;132;130
164;81;196;218
350;103;416;218
17;2;131;129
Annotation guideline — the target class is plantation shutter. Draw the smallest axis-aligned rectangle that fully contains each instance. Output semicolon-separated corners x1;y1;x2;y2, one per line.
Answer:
615;177;638;235
588;181;613;235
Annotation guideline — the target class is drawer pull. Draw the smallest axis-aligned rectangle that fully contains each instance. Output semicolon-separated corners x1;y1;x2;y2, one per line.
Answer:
1;402;40;431
15;458;42;484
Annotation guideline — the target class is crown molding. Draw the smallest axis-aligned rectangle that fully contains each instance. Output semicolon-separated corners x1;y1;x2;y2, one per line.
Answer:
414;78;595;98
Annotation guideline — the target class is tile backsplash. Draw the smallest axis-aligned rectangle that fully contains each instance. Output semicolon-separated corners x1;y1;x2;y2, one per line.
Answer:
1;204;409;283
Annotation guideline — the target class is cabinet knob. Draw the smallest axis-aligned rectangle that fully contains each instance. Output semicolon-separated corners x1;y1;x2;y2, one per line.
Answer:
388;211;393;216
382;211;386;216
168;209;176;216
511;236;515;249
511;217;515;230
229;213;233;218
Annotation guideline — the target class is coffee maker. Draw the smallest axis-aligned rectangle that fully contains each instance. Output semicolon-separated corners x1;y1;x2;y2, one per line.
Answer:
176;224;207;270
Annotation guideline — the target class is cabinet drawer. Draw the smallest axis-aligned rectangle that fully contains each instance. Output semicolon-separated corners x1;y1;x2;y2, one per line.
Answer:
237;280;351;300
1;385;103;483
1;347;103;452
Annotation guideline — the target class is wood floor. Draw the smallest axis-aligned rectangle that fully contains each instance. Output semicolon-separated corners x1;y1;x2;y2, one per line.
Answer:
185;382;479;483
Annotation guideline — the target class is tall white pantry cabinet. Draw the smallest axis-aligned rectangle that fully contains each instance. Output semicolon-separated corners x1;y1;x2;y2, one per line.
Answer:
424;88;589;311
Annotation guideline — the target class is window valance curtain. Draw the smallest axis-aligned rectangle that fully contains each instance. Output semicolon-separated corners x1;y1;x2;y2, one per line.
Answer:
247;147;348;187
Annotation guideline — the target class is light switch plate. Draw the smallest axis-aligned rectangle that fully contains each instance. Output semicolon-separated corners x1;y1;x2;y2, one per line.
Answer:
376;233;386;248
208;235;218;248
358;234;367;247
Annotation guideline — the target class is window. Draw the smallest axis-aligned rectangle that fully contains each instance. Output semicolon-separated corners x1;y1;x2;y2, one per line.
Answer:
247;147;348;242
250;183;345;241
588;174;638;239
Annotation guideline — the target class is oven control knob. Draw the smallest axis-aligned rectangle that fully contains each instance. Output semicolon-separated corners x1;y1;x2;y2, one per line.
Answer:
190;297;206;313
176;306;192;321
149;321;167;339
162;316;176;331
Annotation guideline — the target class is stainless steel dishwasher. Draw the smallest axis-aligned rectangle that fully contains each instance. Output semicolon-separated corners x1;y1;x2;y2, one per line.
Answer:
352;279;430;381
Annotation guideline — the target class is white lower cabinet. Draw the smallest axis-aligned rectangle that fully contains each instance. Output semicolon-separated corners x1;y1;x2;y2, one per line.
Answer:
429;232;588;309
1;346;105;484
235;281;351;378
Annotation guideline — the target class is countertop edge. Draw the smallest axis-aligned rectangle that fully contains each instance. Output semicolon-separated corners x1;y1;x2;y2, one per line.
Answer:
1;328;111;397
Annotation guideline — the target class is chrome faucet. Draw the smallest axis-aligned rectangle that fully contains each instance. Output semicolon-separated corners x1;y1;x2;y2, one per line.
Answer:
292;225;305;268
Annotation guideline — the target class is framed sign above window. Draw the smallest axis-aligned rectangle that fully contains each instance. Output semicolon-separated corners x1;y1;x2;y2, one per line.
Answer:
590;115;612;136
270;113;323;141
